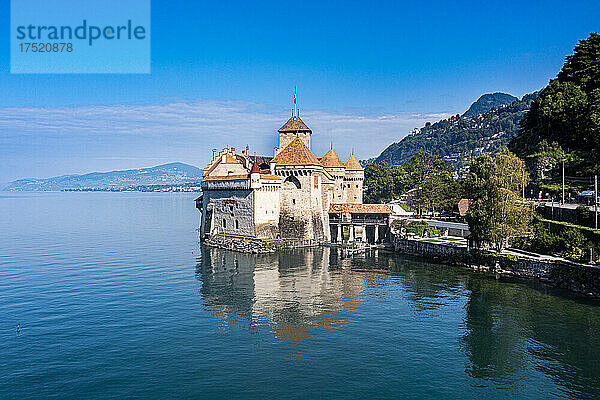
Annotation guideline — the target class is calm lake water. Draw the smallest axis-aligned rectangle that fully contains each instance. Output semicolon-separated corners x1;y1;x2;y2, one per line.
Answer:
2;192;600;399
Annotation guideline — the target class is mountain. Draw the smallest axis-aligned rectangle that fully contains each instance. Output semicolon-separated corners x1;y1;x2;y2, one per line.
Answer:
3;162;203;191
462;92;518;117
372;92;537;168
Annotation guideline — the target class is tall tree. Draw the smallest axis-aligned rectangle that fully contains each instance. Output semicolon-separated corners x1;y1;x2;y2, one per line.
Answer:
466;150;532;250
363;162;410;204
404;150;460;214
510;32;600;175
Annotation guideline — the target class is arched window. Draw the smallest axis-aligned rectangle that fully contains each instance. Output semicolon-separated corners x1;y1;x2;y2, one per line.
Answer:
283;175;301;189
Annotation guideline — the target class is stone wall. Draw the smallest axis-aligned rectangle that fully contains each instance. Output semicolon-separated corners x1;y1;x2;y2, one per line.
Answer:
254;185;280;239
343;170;364;204
202;189;255;237
203;234;284;254
393;237;469;262
325;167;346;203
392;236;600;298
278;131;311;154
277;167;328;241
541;203;600;228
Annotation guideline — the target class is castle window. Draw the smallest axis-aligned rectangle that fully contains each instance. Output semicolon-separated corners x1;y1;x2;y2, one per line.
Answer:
292;199;296;205
283;175;301;189
235;219;239;230
222;219;226;228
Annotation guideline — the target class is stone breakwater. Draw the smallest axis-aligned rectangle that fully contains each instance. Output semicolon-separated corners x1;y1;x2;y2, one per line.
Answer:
203;234;282;253
392;236;600;298
202;234;318;254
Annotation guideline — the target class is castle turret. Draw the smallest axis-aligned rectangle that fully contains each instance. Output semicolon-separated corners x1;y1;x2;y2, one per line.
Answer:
320;149;346;203
343;155;364;204
277;116;312;154
250;161;261;189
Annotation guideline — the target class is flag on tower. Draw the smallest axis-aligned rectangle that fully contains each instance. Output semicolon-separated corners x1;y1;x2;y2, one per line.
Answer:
294;87;297;116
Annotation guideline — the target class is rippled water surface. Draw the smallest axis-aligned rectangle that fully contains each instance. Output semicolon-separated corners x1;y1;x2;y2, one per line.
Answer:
2;192;600;399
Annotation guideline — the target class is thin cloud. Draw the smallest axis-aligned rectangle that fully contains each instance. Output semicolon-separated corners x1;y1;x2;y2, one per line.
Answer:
0;99;449;182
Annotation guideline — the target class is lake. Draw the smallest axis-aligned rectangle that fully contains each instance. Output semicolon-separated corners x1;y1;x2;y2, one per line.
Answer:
1;192;600;399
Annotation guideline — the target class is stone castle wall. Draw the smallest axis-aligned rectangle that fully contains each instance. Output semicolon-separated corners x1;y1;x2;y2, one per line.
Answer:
202;189;255;237
278;132;310;154
254;185;280;239
324;167;346;204
344;170;364;204
278;168;328;241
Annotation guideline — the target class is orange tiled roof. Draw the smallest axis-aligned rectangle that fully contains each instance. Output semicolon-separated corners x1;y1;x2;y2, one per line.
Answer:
223;153;239;163
329;204;393;214
202;174;249;182
202;152;243;177
260;174;281;180
278;116;311;133
320;149;345;168
344;155;363;171
271;137;322;167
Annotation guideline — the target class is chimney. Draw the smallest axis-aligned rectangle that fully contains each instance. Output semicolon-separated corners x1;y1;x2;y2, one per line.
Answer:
231;147;235;154
212;149;217;161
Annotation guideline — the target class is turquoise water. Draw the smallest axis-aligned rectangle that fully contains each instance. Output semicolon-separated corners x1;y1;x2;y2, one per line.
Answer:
1;192;600;399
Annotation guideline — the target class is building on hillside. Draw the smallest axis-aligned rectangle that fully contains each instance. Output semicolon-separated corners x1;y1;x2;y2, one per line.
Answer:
196;106;392;245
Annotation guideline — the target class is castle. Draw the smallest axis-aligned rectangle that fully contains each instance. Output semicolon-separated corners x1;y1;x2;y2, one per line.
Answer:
196;109;391;245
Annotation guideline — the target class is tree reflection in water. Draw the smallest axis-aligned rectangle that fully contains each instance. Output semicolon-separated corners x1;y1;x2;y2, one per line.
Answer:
196;245;600;396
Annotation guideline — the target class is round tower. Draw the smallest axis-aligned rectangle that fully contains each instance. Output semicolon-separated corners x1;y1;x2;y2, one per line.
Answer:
320;149;346;204
343;155;364;204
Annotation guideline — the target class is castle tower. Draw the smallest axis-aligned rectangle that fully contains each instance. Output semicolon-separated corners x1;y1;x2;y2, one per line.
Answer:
276;116;312;155
343;155;364;204
271;137;328;241
320;149;346;204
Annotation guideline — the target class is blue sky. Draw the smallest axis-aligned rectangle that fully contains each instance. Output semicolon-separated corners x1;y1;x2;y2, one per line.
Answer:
1;0;599;183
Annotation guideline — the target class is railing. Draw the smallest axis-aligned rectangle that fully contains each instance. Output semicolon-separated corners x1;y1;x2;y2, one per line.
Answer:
329;218;388;225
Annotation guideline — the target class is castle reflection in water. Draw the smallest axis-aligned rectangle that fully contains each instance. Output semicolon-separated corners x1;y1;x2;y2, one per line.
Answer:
195;246;600;396
195;246;392;344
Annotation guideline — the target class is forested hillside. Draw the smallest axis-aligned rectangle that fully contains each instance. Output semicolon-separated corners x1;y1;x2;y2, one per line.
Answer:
463;92;518;117
509;32;600;179
373;92;537;168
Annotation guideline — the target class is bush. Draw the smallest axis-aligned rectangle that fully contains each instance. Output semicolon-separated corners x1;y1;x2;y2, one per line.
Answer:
521;216;599;262
576;205;591;226
405;220;440;237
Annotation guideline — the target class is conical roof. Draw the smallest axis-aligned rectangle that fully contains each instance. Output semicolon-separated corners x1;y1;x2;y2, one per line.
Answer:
278;116;311;133
320;149;345;168
344;155;363;171
271;137;321;166
250;161;260;173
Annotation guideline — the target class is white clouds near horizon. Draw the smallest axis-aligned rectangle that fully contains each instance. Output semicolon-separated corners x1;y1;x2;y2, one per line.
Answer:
0;99;450;182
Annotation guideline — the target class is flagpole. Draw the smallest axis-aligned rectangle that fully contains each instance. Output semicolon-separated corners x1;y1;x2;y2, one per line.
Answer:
294;87;297;117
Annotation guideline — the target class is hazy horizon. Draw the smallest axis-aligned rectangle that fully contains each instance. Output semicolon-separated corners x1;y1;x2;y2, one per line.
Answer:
2;0;599;183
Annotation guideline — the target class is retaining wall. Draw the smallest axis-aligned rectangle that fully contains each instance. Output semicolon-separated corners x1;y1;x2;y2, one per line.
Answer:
392;236;600;298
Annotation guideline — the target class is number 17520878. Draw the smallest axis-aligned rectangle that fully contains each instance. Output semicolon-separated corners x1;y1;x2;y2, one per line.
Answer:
19;42;73;52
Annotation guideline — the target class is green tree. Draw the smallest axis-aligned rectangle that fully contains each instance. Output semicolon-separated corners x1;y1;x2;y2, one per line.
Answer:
363;162;410;203
510;32;600;175
403;150;460;214
466;150;532;250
